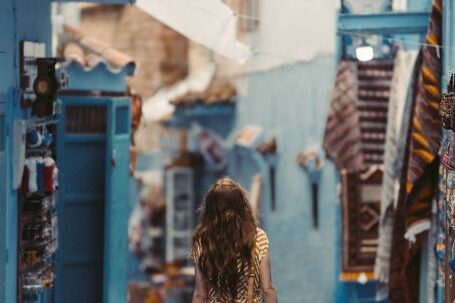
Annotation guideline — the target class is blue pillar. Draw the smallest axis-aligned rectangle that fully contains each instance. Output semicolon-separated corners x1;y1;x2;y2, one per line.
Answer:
0;1;52;302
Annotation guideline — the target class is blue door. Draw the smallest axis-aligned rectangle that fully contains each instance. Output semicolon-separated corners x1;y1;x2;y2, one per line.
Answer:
103;98;130;303
55;96;130;303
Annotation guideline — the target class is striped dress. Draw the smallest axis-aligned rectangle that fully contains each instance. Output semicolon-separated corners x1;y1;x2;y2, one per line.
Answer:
193;228;269;303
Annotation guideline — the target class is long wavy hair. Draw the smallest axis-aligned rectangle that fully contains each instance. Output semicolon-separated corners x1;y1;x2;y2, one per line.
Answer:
191;177;257;301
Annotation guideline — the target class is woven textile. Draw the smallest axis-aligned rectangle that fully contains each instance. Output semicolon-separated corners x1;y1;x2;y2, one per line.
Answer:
404;0;442;236
387;55;420;303
375;51;418;283
357;60;395;166
439;92;455;300
388;2;442;301
324;61;364;171
340;167;382;273
324;59;395;172
325;60;394;277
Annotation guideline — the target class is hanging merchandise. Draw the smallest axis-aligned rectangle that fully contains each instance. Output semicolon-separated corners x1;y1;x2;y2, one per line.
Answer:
235;126;263;149
434;156;447;296
374;50;418;283
323;61;364;172
190;123;227;171
339;166;382;278
248;174;263;221
18;120;59;302
402;0;442;243
296;146;324;229
256;137;277;211
13;120;27;189
441;75;455;228
356;60;395;166
441;75;455;171
324;58;394;281
324;58;395;168
388;1;442;301
437;73;455;301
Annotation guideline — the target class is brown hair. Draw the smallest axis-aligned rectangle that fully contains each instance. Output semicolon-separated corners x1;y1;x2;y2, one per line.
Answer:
191;177;257;301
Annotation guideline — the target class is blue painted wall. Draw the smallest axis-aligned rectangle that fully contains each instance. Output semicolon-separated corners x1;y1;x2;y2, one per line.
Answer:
0;1;52;302
228;56;338;302
177;55;386;302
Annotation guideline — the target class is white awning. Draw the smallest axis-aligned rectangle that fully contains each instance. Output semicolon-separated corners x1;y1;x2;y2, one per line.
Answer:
135;0;252;64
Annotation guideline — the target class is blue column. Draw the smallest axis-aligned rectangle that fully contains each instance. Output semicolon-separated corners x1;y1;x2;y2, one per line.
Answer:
0;1;52;302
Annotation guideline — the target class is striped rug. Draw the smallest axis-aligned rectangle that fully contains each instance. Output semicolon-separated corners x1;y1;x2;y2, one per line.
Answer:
389;0;442;301
404;0;442;237
375;51;418;283
324;61;364;171
357;60;395;166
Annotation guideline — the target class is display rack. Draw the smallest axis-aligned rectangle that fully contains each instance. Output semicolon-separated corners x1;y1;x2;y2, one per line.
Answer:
17;120;58;303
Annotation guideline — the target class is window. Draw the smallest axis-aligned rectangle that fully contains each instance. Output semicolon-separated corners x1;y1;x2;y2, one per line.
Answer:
66;106;107;134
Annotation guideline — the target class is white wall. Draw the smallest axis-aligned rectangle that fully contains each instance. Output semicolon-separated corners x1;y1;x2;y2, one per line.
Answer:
250;0;337;70
213;0;338;79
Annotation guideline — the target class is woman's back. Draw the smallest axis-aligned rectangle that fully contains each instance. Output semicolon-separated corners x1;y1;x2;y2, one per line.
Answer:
191;178;277;303
192;228;269;303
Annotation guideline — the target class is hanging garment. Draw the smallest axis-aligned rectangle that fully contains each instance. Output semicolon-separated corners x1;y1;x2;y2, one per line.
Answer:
323;61;364;171
340;166;382;275
404;0;442;241
439;84;455;301
388;118;417;303
25;158;38;194
425;200;437;303
389;1;442;300
21;165;29;194
324;59;395;171
340;166;382;276
374;51;418;283
191;123;228;171
36;158;45;193
357;60;395;166
393;158;438;303
44;157;55;193
387;55;421;303
13;120;27;189
437;163;450;300
325;59;393;279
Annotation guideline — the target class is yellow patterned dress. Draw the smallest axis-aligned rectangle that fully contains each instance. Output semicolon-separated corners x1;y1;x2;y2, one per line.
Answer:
192;228;269;303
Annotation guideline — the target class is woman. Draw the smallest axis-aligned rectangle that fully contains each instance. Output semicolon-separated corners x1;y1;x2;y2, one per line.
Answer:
191;177;278;303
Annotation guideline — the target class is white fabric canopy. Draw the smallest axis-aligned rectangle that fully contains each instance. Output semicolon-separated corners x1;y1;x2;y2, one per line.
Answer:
135;0;252;64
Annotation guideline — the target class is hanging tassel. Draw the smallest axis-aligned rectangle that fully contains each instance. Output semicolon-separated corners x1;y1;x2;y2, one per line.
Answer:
36;157;45;193
21;165;29;194
52;165;59;191
44;157;55;192
26;158;38;193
